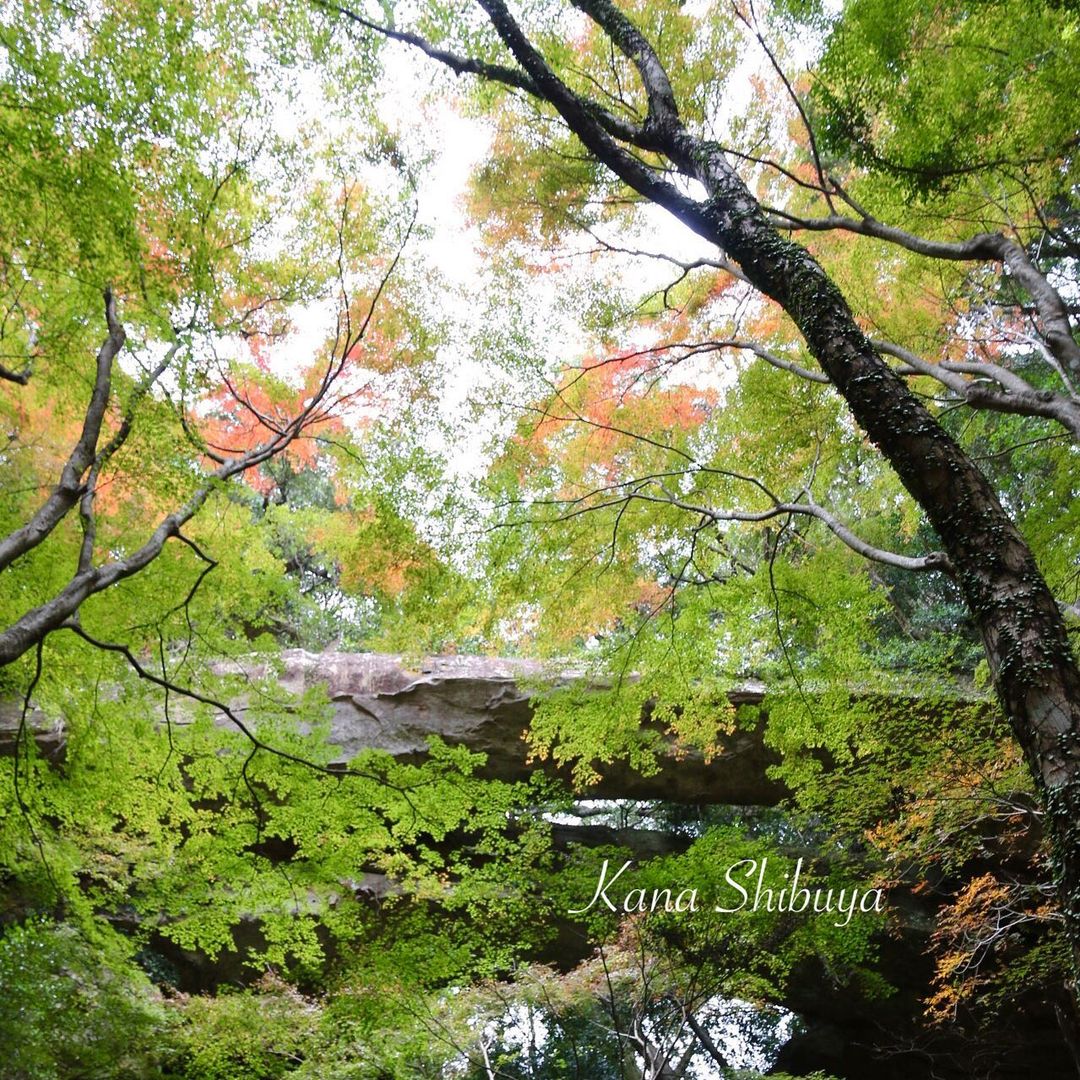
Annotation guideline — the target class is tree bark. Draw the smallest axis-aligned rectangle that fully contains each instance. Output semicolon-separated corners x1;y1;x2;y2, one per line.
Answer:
672;138;1080;961
467;0;1080;962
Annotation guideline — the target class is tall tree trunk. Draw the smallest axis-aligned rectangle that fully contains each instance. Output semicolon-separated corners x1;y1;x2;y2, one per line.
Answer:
472;0;1080;965
678;139;1080;961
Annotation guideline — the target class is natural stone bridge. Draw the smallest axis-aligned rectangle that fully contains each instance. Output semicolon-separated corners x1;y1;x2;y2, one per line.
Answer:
0;649;788;805
266;650;786;804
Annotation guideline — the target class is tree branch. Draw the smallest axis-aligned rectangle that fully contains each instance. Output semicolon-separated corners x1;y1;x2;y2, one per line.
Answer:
681;1006;730;1073
0;366;308;664
76;341;184;574
766;204;1080;381
657;487;954;574
512;468;953;575
569;0;679;135
873;338;1080;441
0;210;414;667
580;225;750;285
724;338;830;383
0;288;126;574
732;0;834;213
314;0;655;148
0;361;31;385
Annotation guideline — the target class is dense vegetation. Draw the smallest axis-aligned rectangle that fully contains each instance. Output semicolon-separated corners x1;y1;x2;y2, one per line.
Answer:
1;0;1078;1076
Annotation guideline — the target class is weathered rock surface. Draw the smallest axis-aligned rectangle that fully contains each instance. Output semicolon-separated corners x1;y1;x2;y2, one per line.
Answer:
0;649;787;805
271;650;785;804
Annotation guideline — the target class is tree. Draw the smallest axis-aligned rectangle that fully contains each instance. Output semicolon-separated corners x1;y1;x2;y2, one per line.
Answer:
3;0;1079;1073
0;0;430;669
313;0;1080;966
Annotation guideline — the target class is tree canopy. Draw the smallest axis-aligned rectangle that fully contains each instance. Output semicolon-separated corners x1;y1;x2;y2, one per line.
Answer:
1;0;1079;1077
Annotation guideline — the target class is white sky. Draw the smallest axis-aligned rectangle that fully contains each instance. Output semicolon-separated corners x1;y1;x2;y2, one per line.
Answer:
254;0;826;495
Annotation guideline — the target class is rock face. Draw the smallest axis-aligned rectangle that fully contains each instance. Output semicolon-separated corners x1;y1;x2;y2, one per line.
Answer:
0;649;786;804
256;650;786;805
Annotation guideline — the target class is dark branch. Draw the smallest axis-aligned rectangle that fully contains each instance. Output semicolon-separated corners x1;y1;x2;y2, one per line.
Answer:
0;288;126;574
0;361;31;385
314;0;654;148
